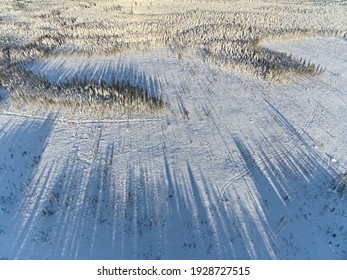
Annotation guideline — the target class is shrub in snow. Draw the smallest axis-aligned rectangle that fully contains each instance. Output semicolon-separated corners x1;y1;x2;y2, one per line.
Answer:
0;0;345;85
1;61;166;115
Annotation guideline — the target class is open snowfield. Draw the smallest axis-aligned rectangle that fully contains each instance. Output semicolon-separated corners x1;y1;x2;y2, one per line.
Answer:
0;0;347;260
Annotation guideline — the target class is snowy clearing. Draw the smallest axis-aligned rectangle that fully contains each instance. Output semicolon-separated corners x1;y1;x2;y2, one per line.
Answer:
0;1;346;260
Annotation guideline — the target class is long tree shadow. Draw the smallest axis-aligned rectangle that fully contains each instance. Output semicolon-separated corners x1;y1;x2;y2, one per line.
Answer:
0;115;56;259
4;131;263;259
4;101;345;259
231;102;345;259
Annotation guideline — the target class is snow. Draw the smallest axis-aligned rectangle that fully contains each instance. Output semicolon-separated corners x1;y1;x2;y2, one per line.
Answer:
0;1;347;260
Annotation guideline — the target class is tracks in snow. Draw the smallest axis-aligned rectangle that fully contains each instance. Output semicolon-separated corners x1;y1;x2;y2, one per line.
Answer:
0;111;161;125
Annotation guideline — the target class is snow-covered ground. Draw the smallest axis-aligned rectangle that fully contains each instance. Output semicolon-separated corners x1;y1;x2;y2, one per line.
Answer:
0;1;346;260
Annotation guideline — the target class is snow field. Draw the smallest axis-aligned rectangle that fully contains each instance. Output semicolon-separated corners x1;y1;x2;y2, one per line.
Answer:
1;36;347;259
0;0;347;260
